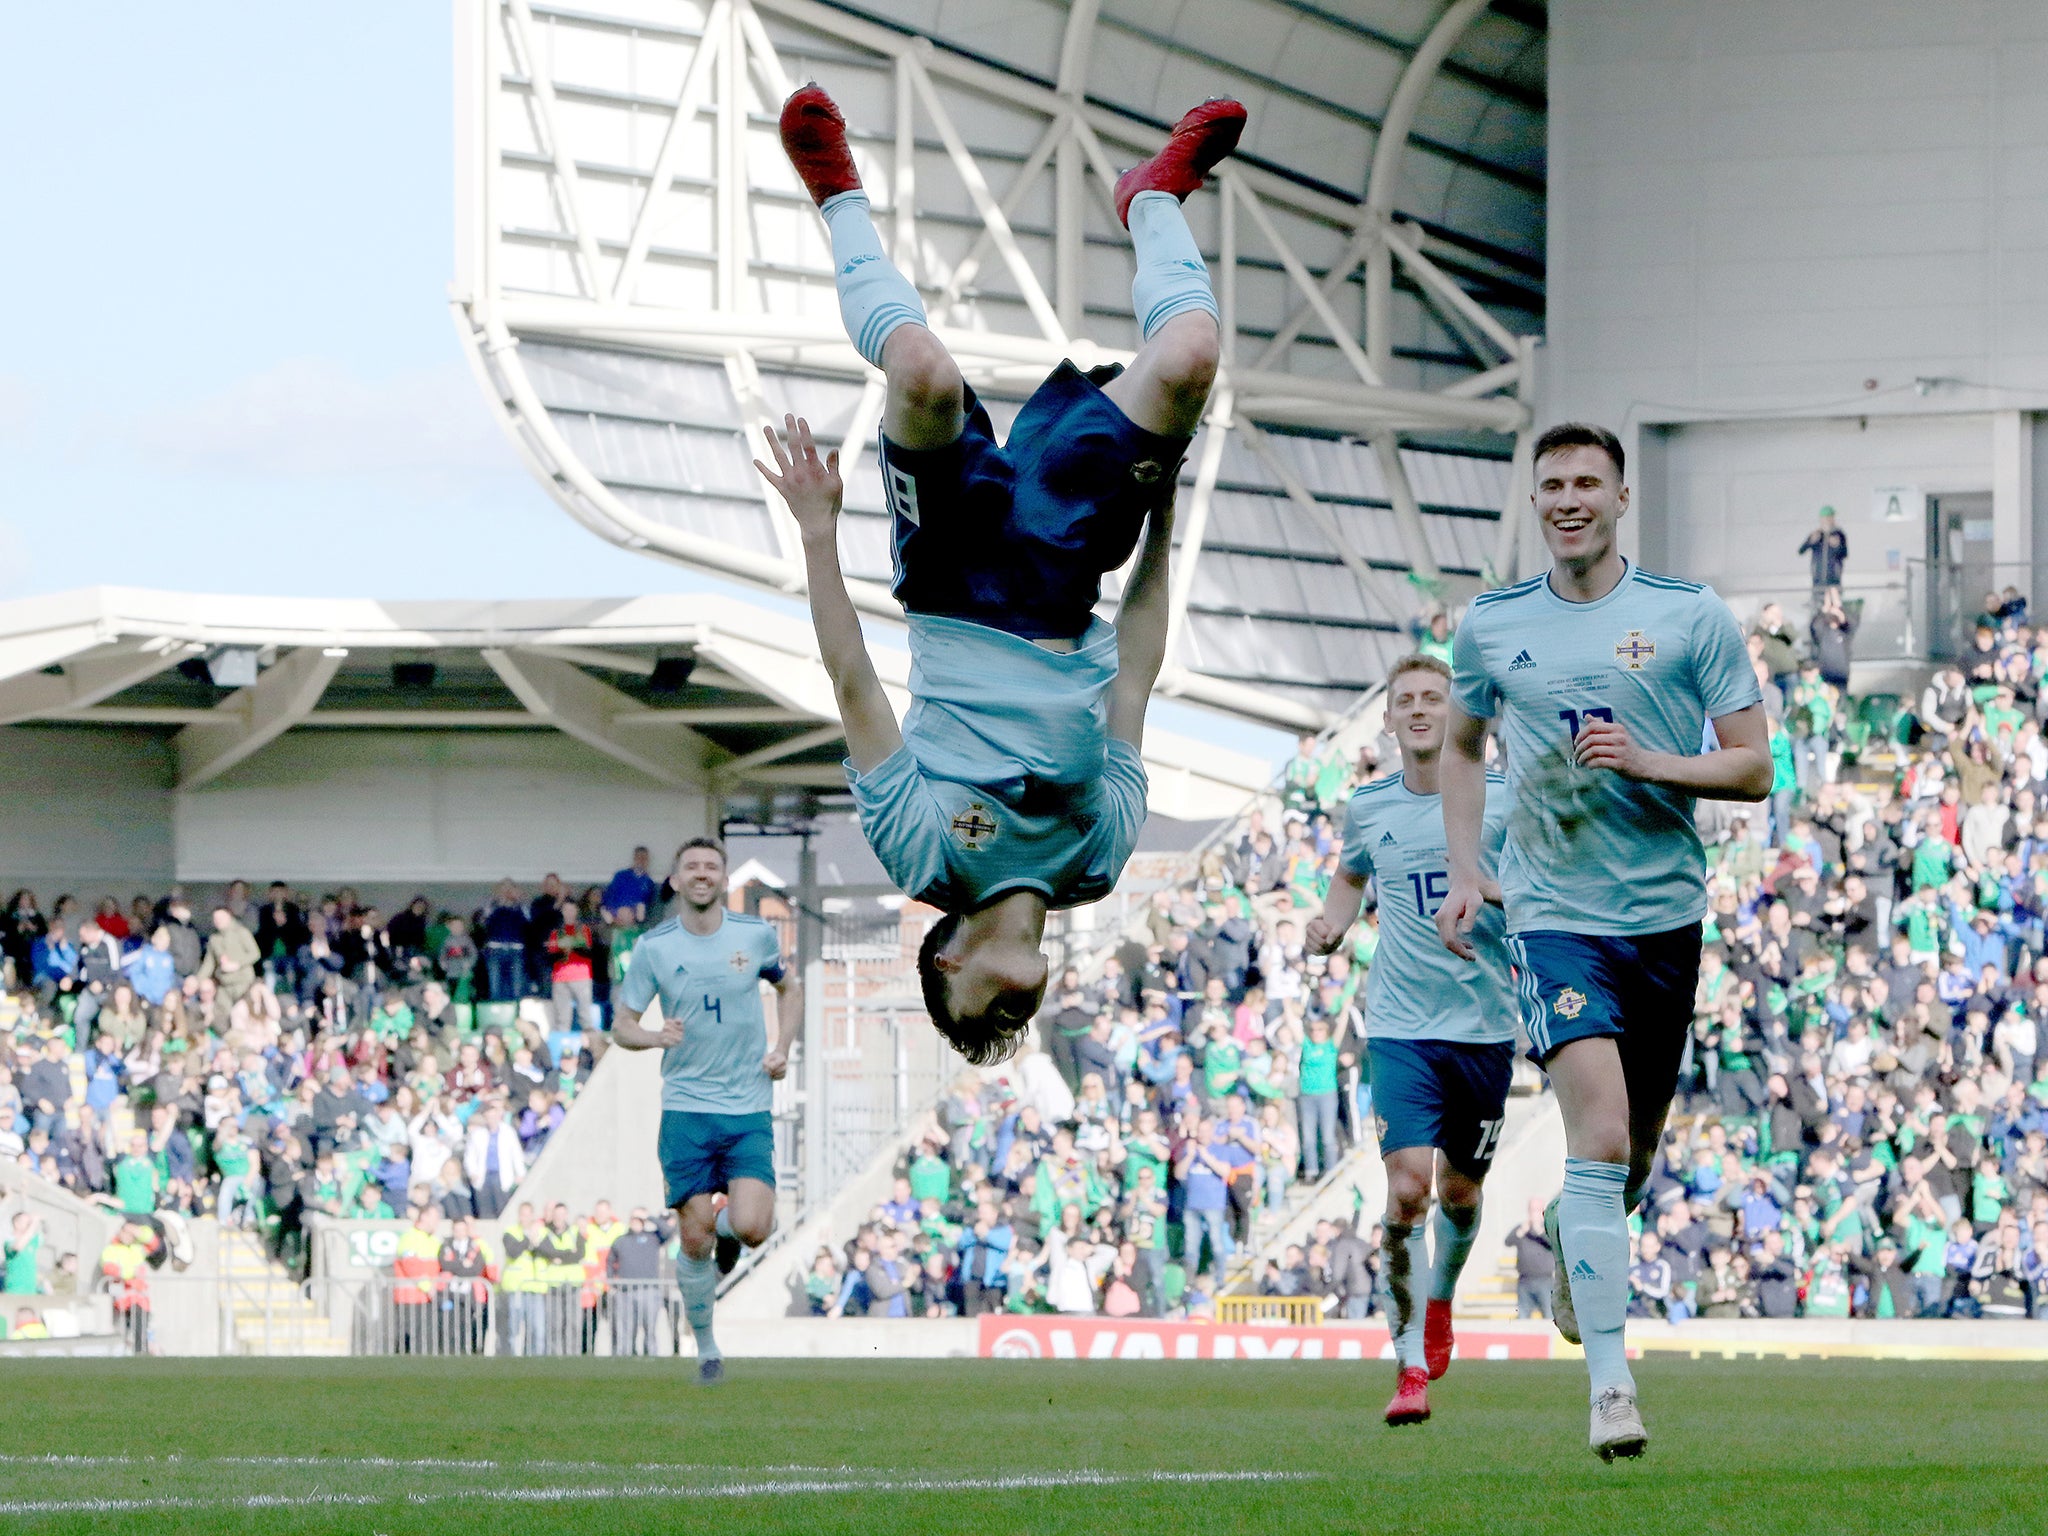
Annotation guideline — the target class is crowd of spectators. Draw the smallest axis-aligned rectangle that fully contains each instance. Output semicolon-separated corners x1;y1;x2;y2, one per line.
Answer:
1622;578;2048;1319
812;742;1405;1321
0;851;677;1297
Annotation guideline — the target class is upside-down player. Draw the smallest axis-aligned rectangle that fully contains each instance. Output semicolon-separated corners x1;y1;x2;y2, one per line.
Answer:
757;83;1245;1066
610;838;801;1384
1305;653;1515;1427
1435;423;1771;1459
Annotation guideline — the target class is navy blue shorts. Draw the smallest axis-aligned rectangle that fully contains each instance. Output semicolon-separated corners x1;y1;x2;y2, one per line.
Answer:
1367;1037;1515;1181
880;361;1192;641
1506;925;1703;1109
658;1110;775;1207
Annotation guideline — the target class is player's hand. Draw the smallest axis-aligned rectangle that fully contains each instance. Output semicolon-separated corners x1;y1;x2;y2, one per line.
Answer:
1574;717;1655;780
1303;915;1345;956
762;1045;790;1080
656;1019;685;1049
753;414;843;546
1435;879;1486;960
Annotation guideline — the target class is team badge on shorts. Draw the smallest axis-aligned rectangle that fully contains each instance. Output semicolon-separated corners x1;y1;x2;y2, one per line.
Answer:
1614;630;1656;670
1553;987;1588;1020
1129;459;1165;486
1373;1113;1389;1145
950;803;998;850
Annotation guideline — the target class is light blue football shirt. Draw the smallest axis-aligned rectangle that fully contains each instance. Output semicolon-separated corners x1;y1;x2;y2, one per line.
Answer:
617;912;785;1114
1451;562;1762;937
1340;771;1517;1044
847;614;1149;911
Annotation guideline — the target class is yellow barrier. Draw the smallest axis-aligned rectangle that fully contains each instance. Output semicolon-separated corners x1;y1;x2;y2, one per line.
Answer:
1215;1296;1323;1327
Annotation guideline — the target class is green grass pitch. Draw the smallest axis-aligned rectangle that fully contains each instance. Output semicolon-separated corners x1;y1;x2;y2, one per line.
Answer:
0;1357;2043;1535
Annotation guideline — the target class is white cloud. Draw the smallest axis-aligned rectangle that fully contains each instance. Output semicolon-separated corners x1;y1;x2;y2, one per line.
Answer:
129;358;520;487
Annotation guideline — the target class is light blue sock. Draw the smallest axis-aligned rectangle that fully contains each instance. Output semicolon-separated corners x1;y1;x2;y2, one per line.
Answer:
678;1251;720;1360
714;1206;734;1241
820;190;927;368
1127;190;1218;340
1560;1157;1634;1401
1383;1220;1430;1371
1427;1199;1482;1305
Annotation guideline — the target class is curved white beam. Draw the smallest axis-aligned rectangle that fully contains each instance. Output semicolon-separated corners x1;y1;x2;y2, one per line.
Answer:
1364;0;1493;378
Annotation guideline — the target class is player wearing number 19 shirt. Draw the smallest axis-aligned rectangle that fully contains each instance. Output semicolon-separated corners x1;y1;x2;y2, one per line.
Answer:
1306;653;1515;1430
1435;423;1771;1462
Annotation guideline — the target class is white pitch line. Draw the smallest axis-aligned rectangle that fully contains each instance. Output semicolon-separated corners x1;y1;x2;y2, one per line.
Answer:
0;1454;845;1475
0;1468;1310;1517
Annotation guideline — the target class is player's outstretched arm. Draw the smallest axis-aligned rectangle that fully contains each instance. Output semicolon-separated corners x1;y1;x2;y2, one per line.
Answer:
1107;496;1177;750
755;414;905;773
610;1004;682;1052
1436;706;1491;961
1305;870;1365;956
1575;703;1772;801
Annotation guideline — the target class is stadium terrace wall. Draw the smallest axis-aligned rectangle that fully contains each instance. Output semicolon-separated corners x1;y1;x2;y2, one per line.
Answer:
1546;0;2048;627
0;727;175;891
0;725;711;891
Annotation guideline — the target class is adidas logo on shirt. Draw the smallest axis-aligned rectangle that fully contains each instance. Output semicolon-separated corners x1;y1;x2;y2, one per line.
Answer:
1379;831;1396;846
1509;649;1537;672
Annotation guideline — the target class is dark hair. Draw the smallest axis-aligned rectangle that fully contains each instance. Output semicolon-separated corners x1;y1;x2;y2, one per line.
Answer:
1532;421;1625;481
673;835;727;868
917;913;1032;1067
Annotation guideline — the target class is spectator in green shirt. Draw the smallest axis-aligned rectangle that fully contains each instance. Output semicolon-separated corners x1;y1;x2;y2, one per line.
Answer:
906;1138;952;1204
110;1133;162;1215
2;1212;43;1294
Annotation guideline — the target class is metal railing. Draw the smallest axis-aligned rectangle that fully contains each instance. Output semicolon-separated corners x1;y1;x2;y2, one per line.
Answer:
316;1275;685;1357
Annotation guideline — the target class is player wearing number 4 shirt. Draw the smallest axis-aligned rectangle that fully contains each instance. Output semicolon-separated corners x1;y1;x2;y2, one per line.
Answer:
612;837;802;1385
1306;653;1516;1430
1435;423;1771;1462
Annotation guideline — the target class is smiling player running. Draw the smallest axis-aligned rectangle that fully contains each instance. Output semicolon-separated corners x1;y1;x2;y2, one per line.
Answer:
610;838;801;1384
1306;654;1514;1427
1435;423;1771;1459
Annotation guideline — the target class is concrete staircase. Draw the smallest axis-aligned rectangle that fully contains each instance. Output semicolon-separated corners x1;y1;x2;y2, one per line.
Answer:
1459;1248;1522;1319
217;1228;350;1356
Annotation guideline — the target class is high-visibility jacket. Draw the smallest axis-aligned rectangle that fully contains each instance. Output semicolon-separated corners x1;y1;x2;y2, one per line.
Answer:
101;1240;151;1311
580;1219;626;1306
499;1239;546;1295
392;1226;442;1304
541;1229;585;1290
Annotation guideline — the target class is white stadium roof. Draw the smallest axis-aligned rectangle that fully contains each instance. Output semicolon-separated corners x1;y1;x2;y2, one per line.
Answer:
0;587;1269;821
452;0;1547;725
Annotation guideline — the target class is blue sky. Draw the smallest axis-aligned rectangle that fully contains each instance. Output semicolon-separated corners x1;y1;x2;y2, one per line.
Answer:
0;5;699;603
0;6;1286;759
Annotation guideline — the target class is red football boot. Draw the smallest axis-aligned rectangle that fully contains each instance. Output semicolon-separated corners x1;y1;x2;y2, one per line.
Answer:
1384;1366;1431;1427
1424;1297;1455;1380
779;83;863;205
1113;98;1248;227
